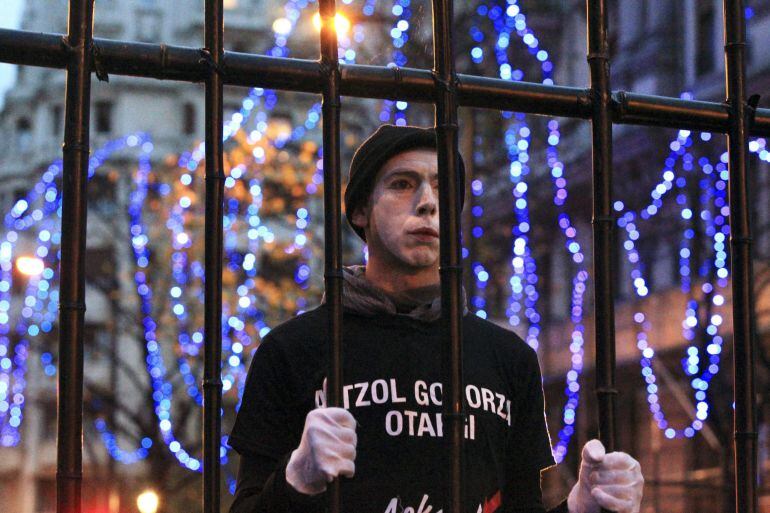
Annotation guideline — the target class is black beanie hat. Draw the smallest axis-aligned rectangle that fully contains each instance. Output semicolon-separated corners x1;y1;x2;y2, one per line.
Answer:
344;124;466;241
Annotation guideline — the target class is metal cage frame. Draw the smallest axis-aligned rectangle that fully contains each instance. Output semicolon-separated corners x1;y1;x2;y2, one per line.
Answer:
0;0;760;512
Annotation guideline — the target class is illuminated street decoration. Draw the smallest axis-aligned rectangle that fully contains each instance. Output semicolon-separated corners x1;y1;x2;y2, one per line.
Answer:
481;1;581;462
617;125;768;439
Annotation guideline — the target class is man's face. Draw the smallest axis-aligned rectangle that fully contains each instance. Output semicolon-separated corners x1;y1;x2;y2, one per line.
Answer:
352;148;440;271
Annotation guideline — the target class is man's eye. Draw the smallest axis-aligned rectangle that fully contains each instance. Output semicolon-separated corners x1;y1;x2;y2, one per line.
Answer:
390;179;412;189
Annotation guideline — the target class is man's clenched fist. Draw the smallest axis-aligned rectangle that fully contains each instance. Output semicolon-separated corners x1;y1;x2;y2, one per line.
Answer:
285;407;358;495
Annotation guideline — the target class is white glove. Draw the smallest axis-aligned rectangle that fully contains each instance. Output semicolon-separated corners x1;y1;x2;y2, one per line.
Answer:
285;407;358;495
567;439;644;513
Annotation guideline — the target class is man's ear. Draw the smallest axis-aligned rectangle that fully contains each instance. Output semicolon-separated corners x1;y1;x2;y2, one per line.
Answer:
351;204;369;230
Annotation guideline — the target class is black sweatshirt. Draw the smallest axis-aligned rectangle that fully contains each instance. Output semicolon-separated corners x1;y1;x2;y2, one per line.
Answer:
229;304;569;513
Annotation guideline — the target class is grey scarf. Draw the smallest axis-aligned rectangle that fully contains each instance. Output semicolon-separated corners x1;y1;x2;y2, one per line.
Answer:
321;265;468;322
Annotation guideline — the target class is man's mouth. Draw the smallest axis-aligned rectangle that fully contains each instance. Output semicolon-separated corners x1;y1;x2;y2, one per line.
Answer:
408;227;439;239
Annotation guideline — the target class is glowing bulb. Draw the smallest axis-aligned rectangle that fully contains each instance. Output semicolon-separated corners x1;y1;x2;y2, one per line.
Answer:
16;256;44;277
312;12;350;35
272;17;292;36
136;490;159;513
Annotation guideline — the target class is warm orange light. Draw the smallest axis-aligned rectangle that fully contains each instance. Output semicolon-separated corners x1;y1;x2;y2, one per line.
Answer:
15;256;44;277
136;490;159;513
312;12;350;36
267;118;293;142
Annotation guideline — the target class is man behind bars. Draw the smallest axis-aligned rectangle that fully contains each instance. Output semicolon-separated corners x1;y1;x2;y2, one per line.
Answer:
228;125;644;513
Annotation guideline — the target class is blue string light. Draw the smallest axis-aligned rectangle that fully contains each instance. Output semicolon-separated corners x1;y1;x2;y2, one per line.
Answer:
503;119;541;350
481;0;584;461
113;0;329;473
123;77;325;473
0;136;143;446
0;277;35;446
616;128;731;439
469;172;489;319
624;4;761;436
95;417;153;465
378;0;415;124
543;120;588;463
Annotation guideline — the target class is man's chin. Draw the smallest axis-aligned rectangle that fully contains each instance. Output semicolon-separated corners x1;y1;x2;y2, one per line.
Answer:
399;251;439;269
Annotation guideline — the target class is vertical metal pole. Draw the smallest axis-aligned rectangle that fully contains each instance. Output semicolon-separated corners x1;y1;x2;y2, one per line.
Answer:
431;1;464;512
586;0;617;457
723;1;758;512
202;0;224;511
318;1;343;512
56;1;94;513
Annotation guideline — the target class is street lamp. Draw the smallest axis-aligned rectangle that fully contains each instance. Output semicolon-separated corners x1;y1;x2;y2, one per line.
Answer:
15;255;44;277
136;490;159;513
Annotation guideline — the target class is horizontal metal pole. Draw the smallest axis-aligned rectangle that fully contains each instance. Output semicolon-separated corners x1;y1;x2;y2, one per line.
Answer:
614;91;734;134
3;28;770;135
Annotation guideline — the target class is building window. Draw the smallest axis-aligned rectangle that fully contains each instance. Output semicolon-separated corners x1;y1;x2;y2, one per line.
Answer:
224;103;241;122
548;246;569;320
41;397;57;440
85;247;116;292
51;105;62;136
615;235;631;299
619;0;647;45
696;5;715;76
12;258;36;295
135;9;162;42
183;102;197;135
84;323;109;364
95;101;113;134
231;41;250;53
16;117;32;152
651;240;675;290
13;188;26;204
35;477;56;513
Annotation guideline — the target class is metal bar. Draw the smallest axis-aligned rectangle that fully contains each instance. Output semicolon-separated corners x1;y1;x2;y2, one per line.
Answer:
614;91;731;133
0;30;70;68
317;1;344;512
56;2;94;513
723;2;758;513
0;29;587;116
431;1;464;513
202;0;224;511
11;29;770;134
586;0;617;467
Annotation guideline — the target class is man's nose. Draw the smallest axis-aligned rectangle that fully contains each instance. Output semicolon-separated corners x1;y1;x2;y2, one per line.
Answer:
415;182;437;216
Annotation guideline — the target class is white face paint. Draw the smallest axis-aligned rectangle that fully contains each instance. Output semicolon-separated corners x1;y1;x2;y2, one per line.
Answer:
352;148;440;272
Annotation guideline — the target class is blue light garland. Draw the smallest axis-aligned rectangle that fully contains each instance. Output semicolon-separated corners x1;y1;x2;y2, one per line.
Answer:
482;0;584;461
618;130;731;439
